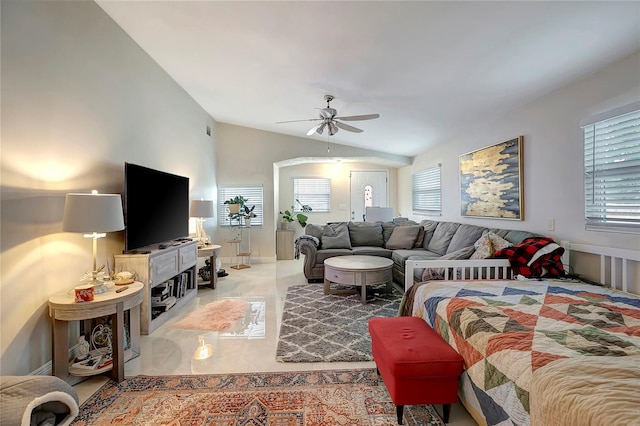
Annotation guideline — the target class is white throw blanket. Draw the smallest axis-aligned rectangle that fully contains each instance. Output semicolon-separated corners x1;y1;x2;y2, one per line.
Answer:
294;235;319;259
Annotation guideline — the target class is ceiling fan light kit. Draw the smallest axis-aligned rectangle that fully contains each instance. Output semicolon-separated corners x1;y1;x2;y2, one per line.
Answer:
278;95;379;137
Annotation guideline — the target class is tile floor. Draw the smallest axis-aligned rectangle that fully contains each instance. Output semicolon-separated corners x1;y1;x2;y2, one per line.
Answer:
74;259;477;425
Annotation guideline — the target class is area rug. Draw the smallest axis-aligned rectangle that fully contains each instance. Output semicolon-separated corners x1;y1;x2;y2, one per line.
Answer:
71;369;444;426
172;299;250;331
276;284;402;362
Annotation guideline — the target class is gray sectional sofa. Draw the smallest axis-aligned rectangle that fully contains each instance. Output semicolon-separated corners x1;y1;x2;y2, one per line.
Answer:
296;219;539;285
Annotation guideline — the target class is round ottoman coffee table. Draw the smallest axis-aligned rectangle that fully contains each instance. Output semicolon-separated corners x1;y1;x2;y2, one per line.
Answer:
323;255;394;304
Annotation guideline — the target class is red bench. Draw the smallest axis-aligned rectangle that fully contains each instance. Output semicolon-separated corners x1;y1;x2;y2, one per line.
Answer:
368;316;464;424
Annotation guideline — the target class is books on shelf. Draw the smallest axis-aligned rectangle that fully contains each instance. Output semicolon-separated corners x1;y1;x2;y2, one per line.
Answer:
72;355;102;370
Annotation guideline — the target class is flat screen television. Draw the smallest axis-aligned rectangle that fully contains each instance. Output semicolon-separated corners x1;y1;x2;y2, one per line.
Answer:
124;162;189;252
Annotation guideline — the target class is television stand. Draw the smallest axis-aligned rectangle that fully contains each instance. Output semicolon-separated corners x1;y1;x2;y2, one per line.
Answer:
114;241;197;334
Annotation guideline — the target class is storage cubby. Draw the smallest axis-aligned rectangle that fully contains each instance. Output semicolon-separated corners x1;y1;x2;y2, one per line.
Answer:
114;241;197;334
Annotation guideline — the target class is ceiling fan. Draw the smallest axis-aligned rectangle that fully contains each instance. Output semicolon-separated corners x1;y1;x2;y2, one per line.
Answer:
276;95;380;136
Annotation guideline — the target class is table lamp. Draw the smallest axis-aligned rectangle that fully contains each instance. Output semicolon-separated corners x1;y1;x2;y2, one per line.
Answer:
190;199;214;247
63;190;125;294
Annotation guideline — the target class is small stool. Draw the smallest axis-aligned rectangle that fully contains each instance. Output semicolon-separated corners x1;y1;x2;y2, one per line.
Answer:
368;316;463;425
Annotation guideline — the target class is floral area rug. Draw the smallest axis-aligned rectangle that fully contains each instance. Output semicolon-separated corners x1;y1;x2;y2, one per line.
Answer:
72;369;444;425
276;284;402;362
172;299;251;331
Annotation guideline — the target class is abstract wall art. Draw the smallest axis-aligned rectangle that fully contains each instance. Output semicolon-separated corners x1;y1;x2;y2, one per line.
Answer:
460;136;523;220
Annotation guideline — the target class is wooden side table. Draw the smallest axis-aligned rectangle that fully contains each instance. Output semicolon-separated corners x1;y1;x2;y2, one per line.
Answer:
276;229;295;260
47;282;143;383
197;244;221;289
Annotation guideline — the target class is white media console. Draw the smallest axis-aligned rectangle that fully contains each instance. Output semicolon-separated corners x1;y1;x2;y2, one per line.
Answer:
114;240;197;334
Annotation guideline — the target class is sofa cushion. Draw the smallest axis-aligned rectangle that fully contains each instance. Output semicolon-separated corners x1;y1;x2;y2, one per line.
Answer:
427;222;460;255
305;224;325;242
352;246;393;257
447;224;487;254
413;226;425;248
422;245;475;281
348;222;384;247
386;225;422;249
381;220;419;244
391;248;435;267
316;249;353;264
490;229;537;245
321;223;352;249
470;232;513;259
420;220;439;249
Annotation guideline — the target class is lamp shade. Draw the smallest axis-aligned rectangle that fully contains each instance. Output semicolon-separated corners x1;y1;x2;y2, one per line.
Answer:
190;200;214;218
63;193;125;233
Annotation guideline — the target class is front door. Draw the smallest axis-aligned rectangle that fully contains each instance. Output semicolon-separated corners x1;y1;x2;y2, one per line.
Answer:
349;170;388;221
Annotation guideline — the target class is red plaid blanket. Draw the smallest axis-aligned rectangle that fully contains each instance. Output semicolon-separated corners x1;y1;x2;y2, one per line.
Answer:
495;237;565;277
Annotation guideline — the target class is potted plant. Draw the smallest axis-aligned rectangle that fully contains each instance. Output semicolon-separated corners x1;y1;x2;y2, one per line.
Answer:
243;205;256;227
224;196;247;215
279;207;295;230
280;200;312;229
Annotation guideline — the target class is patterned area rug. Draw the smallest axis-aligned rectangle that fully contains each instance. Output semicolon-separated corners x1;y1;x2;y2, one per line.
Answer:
72;369;444;425
276;283;402;362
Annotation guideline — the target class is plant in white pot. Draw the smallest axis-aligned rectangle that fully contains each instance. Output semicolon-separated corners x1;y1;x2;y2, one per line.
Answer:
280;200;312;229
243;205;256;227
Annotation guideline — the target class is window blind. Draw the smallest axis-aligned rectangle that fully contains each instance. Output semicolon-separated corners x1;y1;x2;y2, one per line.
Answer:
583;109;640;233
412;165;442;215
218;185;264;226
293;178;330;212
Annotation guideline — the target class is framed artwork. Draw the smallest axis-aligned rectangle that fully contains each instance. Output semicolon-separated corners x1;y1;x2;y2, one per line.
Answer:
460;136;523;220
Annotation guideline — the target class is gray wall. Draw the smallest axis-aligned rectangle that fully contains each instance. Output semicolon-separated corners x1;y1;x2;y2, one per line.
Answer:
1;1;217;375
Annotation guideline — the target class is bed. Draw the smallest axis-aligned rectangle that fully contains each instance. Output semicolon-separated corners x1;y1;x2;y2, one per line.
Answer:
401;242;640;426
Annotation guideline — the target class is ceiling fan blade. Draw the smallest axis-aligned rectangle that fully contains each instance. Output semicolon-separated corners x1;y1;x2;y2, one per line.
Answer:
275;118;322;124
335;121;363;133
306;123;322;136
334;113;380;121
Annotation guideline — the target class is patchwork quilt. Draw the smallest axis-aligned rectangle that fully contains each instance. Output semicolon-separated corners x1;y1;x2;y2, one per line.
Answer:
404;279;640;426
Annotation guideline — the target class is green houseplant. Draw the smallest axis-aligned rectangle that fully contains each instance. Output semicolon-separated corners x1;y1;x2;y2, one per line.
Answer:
280;200;312;228
243;205;256;227
224;196;248;215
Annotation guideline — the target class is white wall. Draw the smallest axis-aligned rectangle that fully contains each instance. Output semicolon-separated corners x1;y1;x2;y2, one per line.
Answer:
398;51;640;288
215;123;407;260
1;1;217;375
278;162;399;237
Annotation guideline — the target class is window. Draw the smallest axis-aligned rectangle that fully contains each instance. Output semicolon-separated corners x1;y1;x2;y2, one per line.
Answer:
293;178;330;212
582;107;640;233
218;185;264;226
412;164;441;215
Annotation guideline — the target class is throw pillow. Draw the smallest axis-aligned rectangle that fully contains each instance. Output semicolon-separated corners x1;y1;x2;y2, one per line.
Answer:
470;232;513;259
321;223;352;249
348;222;384;247
422;245;475;281
420;221;438;249
385;225;422;250
413;226;426;248
305;224;325;247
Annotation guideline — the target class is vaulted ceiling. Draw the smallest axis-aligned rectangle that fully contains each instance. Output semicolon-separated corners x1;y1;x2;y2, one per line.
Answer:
96;1;640;157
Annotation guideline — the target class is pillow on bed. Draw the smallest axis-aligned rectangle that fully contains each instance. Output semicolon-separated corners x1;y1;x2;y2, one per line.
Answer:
321;223;352;249
385;225;422;249
470;232;513;259
422;245;475;281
